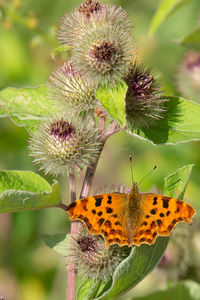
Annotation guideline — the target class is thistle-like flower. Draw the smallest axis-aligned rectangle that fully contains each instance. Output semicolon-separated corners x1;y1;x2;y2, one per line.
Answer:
58;2;133;86
67;222;130;281
176;51;200;102
124;62;167;130
29;116;101;175
48;61;97;115
57;1;106;47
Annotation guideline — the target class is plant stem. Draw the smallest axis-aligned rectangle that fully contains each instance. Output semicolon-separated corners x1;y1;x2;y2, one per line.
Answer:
66;170;77;300
66;116;120;298
80;115;106;198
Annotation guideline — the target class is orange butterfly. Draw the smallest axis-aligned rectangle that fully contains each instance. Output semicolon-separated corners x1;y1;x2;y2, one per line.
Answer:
66;182;195;248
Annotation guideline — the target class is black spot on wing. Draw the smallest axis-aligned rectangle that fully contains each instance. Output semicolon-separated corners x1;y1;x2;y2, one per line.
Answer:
104;220;112;228
151;221;156;229
150;209;156;215
106;207;113;214
153;197;157;205
160;213;165;217
156;219;162;227
98;218;105;226
115;221;121;226
68;202;76;209
168;224;173;231
139;238;145;242
97;211;103;217
83;205;88;211
92;209;96;214
142;221;147;226
101;230;108;237
95;196;103;207
172;219;177;225
107;196;112;204
162;197;169;209
82;217;92;230
166;211;170;216
139;230;145;235
153;232;157;238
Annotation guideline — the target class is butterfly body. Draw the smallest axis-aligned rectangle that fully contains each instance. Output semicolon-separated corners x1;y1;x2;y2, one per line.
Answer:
66;182;195;248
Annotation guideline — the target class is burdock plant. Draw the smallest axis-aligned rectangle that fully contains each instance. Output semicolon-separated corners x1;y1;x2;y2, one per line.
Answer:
0;1;200;300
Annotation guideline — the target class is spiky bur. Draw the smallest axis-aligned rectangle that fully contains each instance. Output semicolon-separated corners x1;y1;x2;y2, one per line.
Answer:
124;62;167;130
28;117;101;175
67;222;130;281
57;2;133;86
176;51;200;101
57;1;106;47
48;61;98;115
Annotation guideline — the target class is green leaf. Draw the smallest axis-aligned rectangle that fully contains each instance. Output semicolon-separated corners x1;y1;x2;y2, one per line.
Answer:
133;96;200;144
42;233;69;256
94;164;193;300
149;0;192;36
178;27;200;51
132;280;200;300
51;45;71;60
96;82;127;127
164;164;194;199
0;170;61;213
0;85;59;132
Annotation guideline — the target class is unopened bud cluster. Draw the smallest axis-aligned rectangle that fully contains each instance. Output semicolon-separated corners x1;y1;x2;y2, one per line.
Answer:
57;1;133;86
30;0;168;173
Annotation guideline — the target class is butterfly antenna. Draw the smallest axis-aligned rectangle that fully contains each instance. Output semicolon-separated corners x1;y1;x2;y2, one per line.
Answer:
129;155;134;186
138;165;157;186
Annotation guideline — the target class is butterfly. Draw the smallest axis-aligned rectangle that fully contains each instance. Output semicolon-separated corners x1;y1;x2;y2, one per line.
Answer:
66;182;195;248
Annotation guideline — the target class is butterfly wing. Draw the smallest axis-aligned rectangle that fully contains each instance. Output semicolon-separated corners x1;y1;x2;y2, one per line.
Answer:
130;193;196;246
67;193;128;242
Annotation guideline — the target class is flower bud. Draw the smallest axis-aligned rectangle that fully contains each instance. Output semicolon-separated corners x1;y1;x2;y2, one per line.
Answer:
67;222;130;281
58;3;133;86
125;62;167;130
57;1;105;47
29;116;101;175
48;62;97;114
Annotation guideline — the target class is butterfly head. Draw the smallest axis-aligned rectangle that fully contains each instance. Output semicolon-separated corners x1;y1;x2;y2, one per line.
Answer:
129;181;140;200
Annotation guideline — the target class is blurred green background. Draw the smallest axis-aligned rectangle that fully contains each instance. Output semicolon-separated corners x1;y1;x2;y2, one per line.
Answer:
0;0;200;299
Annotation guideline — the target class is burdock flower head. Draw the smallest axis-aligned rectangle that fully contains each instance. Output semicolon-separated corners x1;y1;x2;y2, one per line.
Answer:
57;1;106;47
125;62;167;130
67;222;130;281
176;51;200;101
48;61;97;115
29;116;101;175
58;1;133;86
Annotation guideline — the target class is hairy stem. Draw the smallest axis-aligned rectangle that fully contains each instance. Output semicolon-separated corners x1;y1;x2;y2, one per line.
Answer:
66;170;77;300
